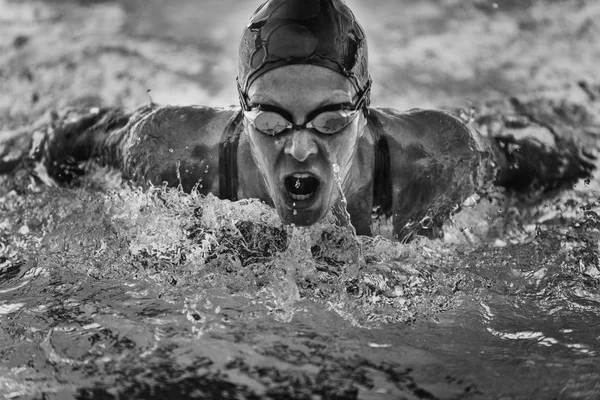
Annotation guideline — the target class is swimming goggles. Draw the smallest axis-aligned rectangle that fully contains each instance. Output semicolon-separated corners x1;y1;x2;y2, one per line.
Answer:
239;79;371;136
244;106;361;136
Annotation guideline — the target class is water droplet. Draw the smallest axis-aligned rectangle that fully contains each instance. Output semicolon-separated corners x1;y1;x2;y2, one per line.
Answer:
420;216;432;229
295;179;301;189
331;162;363;269
169;148;174;153
293;210;298;216
292;202;296;207
185;169;189;173
462;194;480;208
175;160;182;186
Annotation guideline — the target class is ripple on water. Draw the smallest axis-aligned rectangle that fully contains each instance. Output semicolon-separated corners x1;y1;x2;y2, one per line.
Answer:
0;175;599;398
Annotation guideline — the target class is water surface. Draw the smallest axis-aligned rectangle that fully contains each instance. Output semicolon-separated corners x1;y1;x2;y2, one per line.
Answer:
1;0;600;398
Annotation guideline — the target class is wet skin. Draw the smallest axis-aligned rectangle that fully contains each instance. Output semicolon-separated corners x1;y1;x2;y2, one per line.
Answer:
34;66;486;239
239;65;370;227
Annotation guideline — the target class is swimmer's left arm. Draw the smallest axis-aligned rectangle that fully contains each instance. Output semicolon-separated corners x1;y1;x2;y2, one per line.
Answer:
372;108;486;240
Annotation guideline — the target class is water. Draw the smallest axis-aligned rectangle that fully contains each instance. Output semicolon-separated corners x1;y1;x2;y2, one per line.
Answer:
332;163;363;272
1;166;600;399
2;0;600;397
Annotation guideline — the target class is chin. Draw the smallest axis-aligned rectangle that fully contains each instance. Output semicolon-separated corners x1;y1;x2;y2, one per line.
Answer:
271;172;336;227
277;206;328;227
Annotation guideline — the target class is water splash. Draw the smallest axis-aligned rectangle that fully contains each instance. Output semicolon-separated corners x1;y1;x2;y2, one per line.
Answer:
175;160;182;188
331;163;364;277
2;166;600;398
192;177;203;192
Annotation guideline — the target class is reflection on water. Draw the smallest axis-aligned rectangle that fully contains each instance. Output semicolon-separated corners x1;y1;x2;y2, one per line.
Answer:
2;0;600;398
1;171;599;399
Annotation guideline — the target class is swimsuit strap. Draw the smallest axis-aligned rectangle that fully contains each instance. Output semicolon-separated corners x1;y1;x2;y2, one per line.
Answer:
218;108;391;210
368;111;393;216
219;109;244;201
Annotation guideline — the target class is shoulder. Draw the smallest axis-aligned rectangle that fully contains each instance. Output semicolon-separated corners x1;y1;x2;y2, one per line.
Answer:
368;107;465;128
367;107;478;154
133;104;241;144
121;104;242;191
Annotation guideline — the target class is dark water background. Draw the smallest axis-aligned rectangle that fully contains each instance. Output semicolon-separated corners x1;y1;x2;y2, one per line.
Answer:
1;0;600;398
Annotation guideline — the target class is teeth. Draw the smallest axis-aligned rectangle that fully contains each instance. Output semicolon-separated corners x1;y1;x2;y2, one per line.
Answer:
290;193;311;200
292;173;311;179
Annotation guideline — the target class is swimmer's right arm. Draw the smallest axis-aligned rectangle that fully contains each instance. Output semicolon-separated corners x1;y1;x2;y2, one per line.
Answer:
0;106;140;183
0;104;236;194
0;108;118;182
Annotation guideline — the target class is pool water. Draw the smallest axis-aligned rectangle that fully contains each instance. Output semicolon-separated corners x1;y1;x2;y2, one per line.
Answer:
1;165;599;399
2;0;600;398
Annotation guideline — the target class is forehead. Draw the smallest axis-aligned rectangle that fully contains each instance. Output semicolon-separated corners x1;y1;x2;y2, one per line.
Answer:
247;65;355;104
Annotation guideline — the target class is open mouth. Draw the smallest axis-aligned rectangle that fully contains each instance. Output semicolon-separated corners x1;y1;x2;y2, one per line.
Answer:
284;173;320;201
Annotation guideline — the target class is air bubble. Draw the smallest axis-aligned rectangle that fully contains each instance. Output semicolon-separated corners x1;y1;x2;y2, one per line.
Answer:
169;148;174;153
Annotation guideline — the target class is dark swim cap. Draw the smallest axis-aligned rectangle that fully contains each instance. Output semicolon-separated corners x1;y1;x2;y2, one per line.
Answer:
237;0;371;110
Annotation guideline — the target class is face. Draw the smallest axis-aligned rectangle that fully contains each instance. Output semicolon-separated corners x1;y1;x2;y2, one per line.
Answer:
244;65;367;226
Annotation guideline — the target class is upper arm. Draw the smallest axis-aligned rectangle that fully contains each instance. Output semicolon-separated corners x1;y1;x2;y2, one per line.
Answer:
369;107;486;239
389;108;480;155
124;105;238;194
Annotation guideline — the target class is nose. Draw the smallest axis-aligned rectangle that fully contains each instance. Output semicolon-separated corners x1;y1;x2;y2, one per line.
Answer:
284;129;318;162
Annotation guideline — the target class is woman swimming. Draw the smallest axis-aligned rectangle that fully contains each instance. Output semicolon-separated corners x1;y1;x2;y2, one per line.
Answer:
1;0;595;240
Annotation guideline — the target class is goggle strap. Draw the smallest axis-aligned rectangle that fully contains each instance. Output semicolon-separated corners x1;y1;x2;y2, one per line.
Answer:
237;78;251;111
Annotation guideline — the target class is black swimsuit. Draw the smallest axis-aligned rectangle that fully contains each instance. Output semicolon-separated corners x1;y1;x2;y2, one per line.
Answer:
218;109;244;201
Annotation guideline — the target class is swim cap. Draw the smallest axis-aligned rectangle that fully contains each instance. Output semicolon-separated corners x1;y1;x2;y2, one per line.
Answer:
237;0;371;110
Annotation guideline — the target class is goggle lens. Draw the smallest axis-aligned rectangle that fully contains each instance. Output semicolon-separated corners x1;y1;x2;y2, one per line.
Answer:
311;110;356;134
247;109;358;136
253;112;289;136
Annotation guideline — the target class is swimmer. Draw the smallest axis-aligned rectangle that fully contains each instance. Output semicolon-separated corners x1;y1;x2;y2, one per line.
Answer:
0;0;595;240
